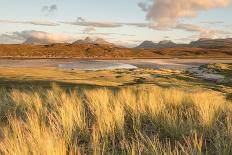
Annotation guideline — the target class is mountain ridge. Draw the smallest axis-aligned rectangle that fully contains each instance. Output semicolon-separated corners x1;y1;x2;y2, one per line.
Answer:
136;38;232;49
72;37;115;46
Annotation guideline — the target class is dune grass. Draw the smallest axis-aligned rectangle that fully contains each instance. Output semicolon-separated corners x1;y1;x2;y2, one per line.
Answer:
0;84;231;154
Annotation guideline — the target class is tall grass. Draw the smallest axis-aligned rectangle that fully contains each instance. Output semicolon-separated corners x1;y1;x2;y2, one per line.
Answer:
0;85;231;154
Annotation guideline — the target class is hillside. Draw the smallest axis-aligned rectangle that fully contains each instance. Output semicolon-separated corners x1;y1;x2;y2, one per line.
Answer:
189;38;232;48
0;43;232;59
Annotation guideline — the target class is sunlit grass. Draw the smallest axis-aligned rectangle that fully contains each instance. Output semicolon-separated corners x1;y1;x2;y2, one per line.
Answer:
0;85;231;154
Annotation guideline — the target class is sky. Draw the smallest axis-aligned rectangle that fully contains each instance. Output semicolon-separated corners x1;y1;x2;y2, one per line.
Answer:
0;0;232;47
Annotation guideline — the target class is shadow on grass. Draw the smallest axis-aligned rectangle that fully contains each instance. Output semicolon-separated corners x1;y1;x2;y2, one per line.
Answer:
0;77;116;90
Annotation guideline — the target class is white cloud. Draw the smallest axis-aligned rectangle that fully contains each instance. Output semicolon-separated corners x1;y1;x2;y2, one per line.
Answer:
62;18;166;30
175;23;231;38
29;21;59;26
0;33;23;44
0;30;72;44
201;21;224;25
139;0;231;27
124;22;166;30
82;27;96;33
0;20;59;26
62;17;123;28
63;21;122;28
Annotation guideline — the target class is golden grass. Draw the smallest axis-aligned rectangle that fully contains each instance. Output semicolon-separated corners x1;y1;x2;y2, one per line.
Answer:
0;85;231;154
0;67;137;86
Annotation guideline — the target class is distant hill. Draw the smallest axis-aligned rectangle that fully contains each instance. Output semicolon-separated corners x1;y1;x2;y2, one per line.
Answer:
137;38;232;49
136;40;183;49
1;37;232;59
72;37;115;46
156;40;178;48
136;41;158;49
0;43;232;59
189;38;232;48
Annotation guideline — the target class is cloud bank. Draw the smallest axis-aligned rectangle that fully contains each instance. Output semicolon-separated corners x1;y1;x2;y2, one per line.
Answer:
62;17;231;39
62;18;163;30
0;31;72;44
0;20;59;26
139;0;231;27
175;23;230;38
63;17;122;28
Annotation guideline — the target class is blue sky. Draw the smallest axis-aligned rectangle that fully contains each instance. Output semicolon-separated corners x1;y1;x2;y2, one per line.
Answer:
0;0;232;47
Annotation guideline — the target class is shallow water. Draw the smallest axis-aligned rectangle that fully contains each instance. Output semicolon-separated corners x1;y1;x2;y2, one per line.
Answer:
0;59;138;70
58;61;137;70
0;59;231;70
107;59;232;69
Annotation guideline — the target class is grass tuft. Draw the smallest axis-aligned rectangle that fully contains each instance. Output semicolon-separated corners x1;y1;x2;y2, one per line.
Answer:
0;85;231;154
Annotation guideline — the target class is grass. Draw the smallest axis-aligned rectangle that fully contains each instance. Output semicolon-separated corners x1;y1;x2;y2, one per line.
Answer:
0;64;231;154
0;84;232;154
0;66;226;88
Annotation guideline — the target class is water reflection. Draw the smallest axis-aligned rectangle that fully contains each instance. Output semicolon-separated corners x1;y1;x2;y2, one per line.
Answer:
58;61;137;70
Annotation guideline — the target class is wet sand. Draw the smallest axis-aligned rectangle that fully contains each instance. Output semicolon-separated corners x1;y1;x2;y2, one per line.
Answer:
107;59;232;69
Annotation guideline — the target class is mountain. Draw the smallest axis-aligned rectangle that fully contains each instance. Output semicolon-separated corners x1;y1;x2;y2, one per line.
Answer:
72;37;114;46
189;38;232;48
156;40;177;48
136;41;157;49
136;40;178;49
94;38;114;46
72;37;93;44
137;38;232;49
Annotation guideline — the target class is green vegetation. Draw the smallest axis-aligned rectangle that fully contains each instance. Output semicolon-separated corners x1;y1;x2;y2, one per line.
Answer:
0;85;231;154
0;66;230;96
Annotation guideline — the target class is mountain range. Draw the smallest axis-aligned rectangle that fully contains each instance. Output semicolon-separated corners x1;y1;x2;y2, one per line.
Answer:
136;38;232;49
23;36;232;50
189;38;232;48
1;38;232;58
24;36;115;46
73;37;115;46
136;40;178;49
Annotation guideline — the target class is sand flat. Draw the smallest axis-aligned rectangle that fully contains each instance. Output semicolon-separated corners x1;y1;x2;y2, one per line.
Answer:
0;59;232;70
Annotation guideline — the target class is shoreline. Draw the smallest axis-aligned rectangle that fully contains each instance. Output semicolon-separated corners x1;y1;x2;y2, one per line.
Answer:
1;56;232;60
0;59;231;70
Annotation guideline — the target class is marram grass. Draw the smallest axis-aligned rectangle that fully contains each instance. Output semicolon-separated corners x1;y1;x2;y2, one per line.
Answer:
0;85;231;154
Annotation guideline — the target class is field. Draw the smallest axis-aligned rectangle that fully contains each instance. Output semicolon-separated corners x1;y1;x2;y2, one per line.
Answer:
0;63;232;154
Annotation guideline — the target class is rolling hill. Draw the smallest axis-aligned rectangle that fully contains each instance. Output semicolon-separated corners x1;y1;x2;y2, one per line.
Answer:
0;43;232;59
